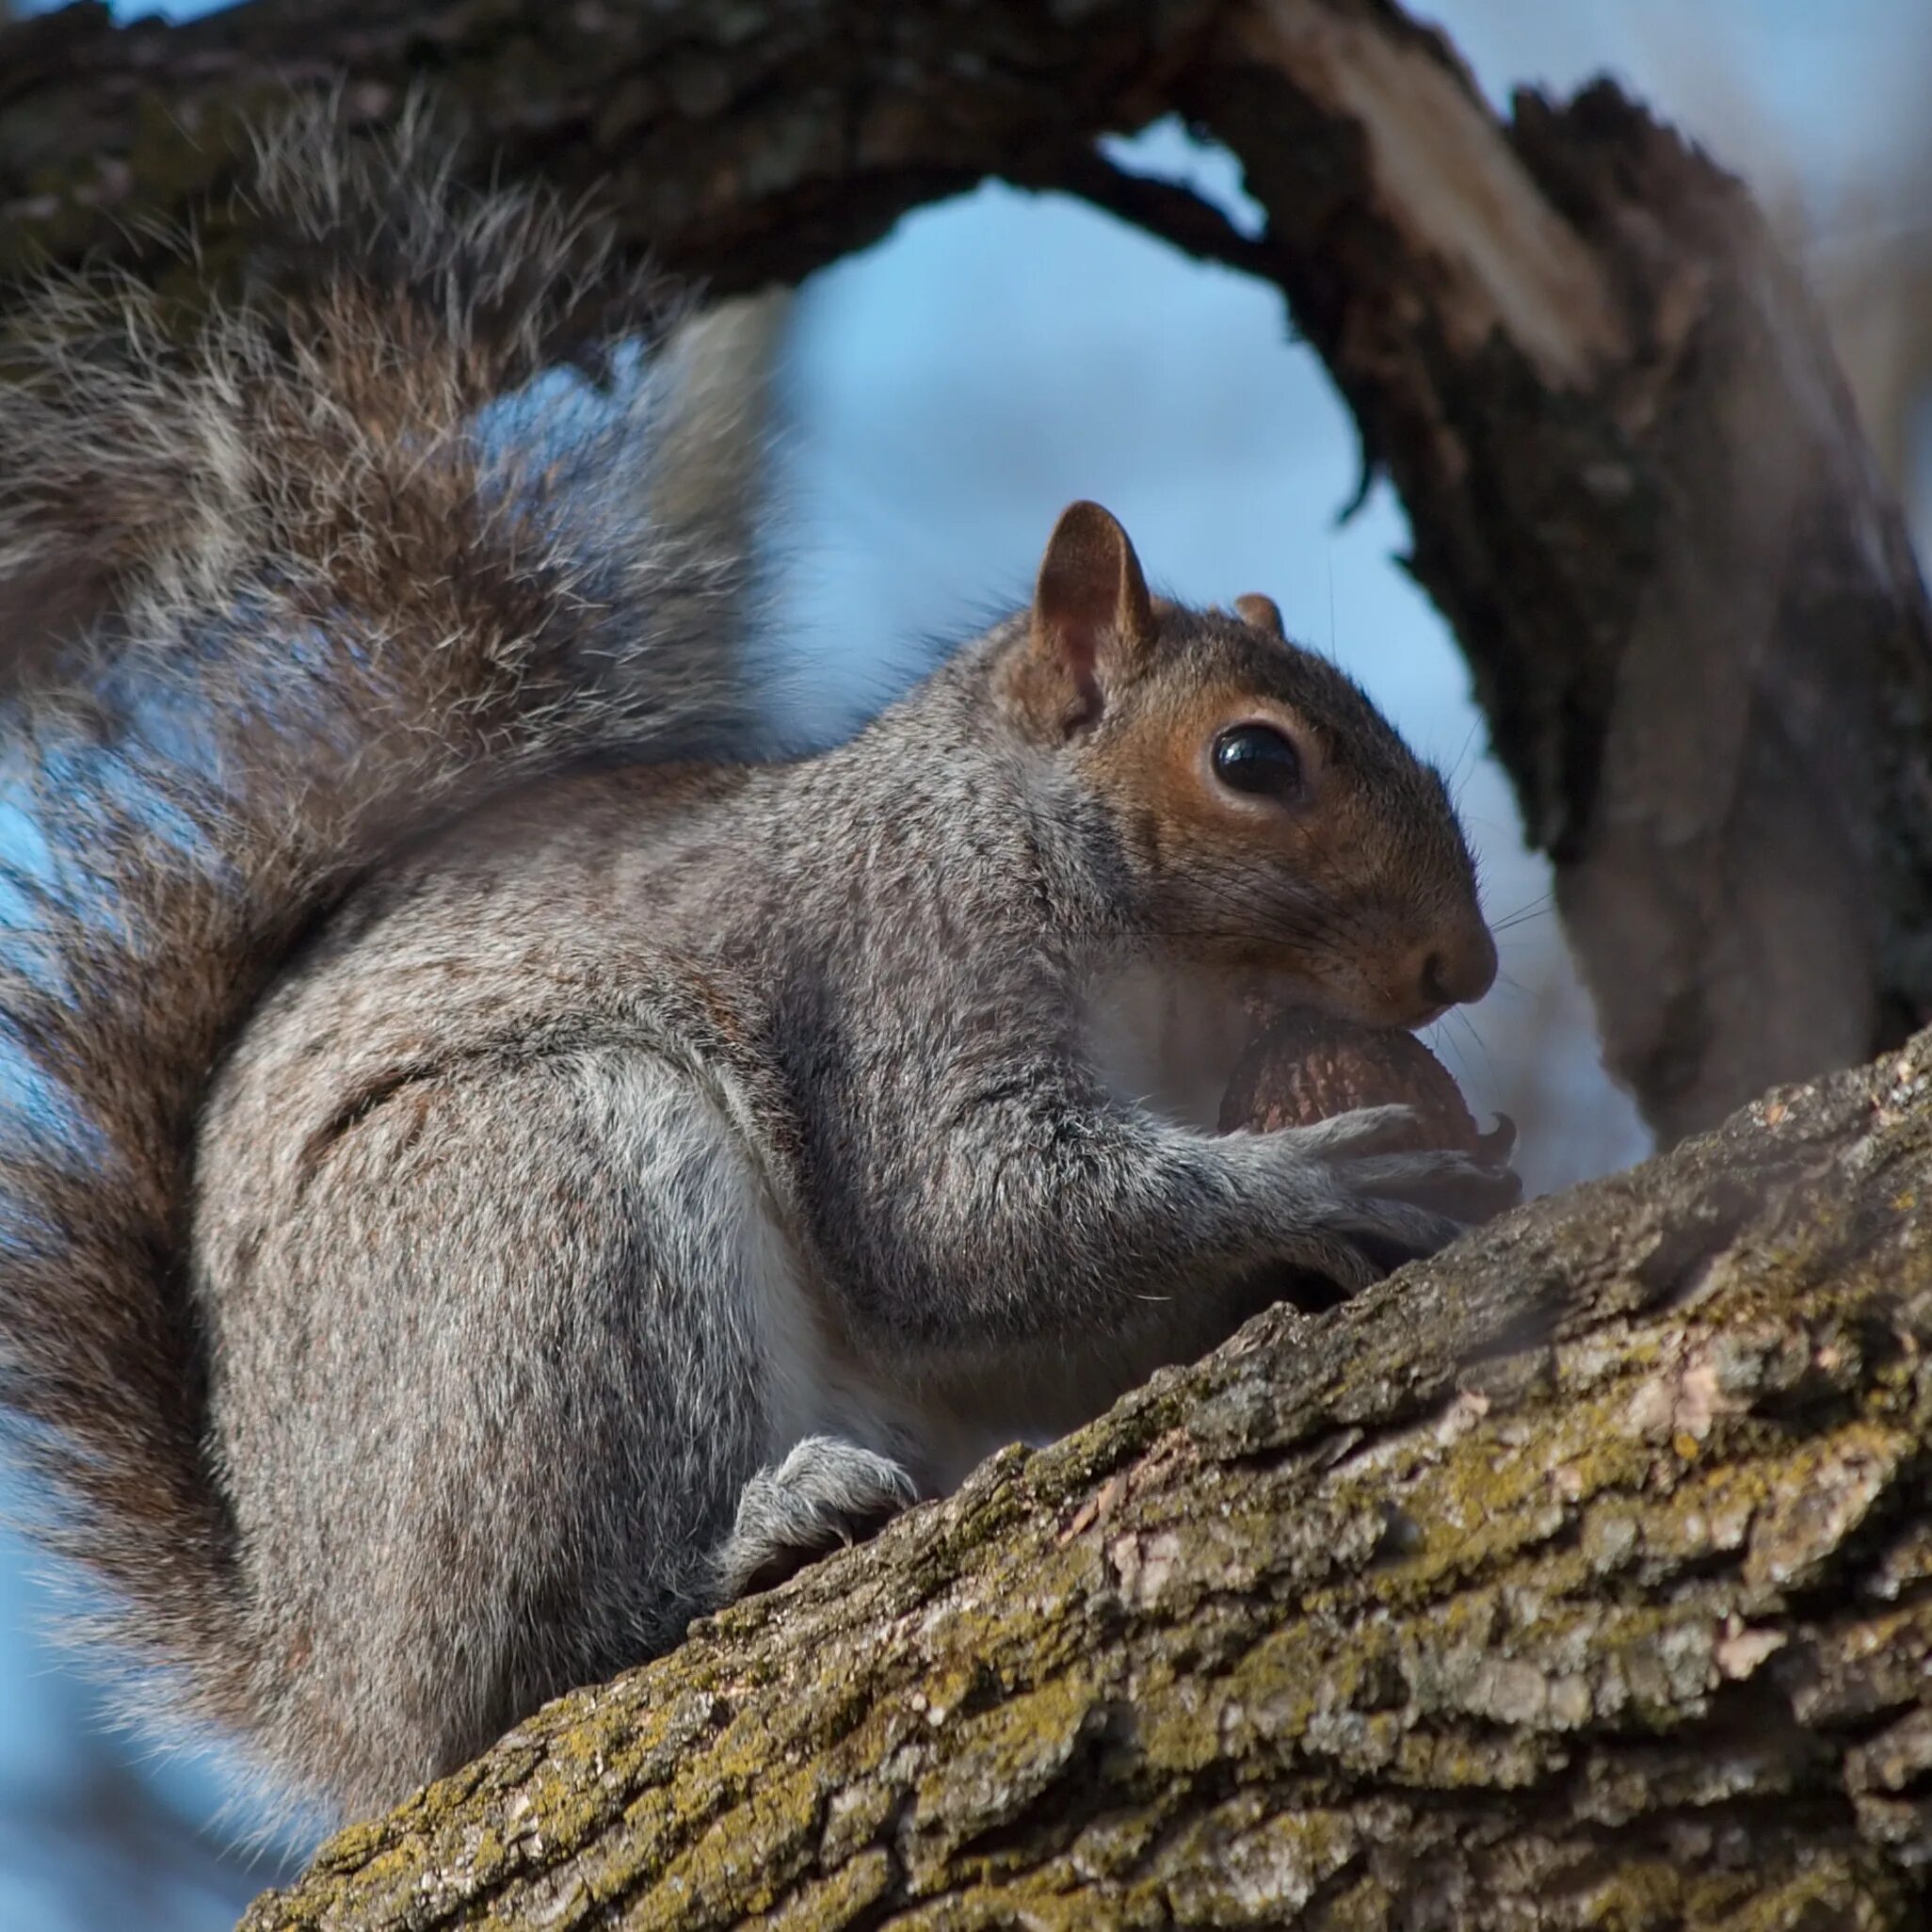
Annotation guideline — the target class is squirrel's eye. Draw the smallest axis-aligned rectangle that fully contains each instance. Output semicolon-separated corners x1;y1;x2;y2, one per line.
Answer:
1211;723;1303;800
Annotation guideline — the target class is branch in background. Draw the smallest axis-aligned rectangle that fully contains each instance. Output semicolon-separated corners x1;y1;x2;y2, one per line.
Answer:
0;0;1213;295
644;286;793;710
1029;147;1278;283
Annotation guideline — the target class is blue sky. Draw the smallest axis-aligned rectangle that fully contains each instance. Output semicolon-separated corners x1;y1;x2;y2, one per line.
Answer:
3;1;1927;1924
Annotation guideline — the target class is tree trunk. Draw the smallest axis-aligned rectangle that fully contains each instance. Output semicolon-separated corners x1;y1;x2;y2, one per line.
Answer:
7;0;1930;1138
242;1027;1932;1929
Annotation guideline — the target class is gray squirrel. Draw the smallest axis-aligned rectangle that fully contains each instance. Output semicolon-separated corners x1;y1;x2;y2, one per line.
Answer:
0;116;1513;1817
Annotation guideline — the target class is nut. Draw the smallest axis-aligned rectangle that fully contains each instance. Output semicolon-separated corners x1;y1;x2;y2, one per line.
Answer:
1219;1008;1489;1151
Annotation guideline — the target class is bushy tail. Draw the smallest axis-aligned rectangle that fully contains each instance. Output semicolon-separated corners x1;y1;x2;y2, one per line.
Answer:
0;105;749;1744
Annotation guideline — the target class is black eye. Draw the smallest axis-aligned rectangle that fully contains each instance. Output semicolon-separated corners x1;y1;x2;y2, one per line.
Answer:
1211;723;1303;799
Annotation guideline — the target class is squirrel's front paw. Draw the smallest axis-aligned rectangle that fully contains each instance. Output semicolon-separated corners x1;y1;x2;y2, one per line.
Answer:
1280;1103;1521;1281
1333;1142;1521;1225
716;1435;918;1601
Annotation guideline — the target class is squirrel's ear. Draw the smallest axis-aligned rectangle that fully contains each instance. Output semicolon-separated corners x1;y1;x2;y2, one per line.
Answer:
1234;592;1285;639
1013;502;1159;737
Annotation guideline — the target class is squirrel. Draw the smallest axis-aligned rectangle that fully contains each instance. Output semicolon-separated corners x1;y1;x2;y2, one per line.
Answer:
0;113;1513;1818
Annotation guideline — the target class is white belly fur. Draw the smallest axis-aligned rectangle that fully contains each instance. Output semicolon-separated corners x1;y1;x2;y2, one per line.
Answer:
1082;957;1261;1131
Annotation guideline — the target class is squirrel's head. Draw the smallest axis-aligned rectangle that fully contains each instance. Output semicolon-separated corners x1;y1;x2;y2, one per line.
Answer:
996;501;1496;1030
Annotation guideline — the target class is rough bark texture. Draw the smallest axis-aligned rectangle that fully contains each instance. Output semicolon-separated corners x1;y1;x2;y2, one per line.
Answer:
0;0;1216;298
241;1027;1932;1929
5;0;1930;1138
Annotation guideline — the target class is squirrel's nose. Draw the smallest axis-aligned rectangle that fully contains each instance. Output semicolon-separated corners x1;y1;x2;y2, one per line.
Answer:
1417;924;1498;1011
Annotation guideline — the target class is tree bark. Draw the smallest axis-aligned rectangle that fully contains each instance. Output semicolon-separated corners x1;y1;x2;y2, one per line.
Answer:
241;1026;1932;1929
6;0;1930;1138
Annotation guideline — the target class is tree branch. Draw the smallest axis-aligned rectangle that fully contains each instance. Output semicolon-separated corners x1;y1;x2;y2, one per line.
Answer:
1176;3;1932;1143
0;0;1213;295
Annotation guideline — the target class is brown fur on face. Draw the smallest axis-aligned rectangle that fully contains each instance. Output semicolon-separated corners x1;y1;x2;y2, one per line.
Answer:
1070;602;1495;1029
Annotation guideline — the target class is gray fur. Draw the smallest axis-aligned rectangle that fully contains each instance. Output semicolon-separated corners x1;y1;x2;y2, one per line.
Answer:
0;113;1509;1818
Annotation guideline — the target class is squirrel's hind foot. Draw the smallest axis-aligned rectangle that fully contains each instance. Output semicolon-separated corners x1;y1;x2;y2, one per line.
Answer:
716;1434;918;1600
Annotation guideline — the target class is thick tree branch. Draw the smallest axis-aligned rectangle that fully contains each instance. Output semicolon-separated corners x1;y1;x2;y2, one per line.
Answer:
0;0;1214;295
243;1028;1932;1928
6;0;1931;1138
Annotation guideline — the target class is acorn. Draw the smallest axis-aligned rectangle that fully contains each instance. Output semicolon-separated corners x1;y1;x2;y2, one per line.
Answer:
1219;1007;1513;1162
